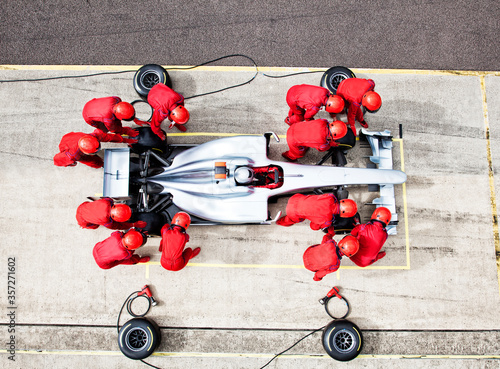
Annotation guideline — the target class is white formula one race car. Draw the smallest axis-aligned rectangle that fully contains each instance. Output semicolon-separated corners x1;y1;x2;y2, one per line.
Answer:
101;127;406;235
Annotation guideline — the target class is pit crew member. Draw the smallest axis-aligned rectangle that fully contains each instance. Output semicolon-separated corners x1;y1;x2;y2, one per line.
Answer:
276;193;358;233
82;96;140;136
285;84;345;125
159;212;200;271
303;234;359;281
53;129;137;168
76;199;147;230
349;207;391;267
336;78;381;135
92;229;150;269
137;83;189;140
281;119;347;162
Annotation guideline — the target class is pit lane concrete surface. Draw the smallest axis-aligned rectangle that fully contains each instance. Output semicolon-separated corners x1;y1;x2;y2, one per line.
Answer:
0;65;500;368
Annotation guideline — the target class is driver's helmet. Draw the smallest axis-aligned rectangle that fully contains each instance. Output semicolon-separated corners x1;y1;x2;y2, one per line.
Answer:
234;166;255;185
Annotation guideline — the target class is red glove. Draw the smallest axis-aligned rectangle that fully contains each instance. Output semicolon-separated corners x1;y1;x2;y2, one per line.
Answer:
330;141;339;147
124;138;138;144
360;120;369;128
133;118;149;127
134;221;147;228
126;129;139;137
138;256;150;263
376;251;386;261
313;275;322;281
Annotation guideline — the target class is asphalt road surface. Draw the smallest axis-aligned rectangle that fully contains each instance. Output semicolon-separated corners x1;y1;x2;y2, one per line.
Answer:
1;0;499;70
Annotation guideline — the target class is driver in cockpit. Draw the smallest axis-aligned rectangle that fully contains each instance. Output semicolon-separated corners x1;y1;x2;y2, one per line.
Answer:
234;166;283;189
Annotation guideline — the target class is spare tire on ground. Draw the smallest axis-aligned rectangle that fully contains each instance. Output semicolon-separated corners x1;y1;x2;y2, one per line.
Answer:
118;318;161;360
320;66;356;94
322;319;363;361
134;64;172;99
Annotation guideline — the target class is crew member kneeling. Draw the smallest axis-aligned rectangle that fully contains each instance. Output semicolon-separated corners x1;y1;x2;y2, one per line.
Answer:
304;234;359;281
93;229;150;269
349;207;391;267
159;212;200;271
282;119;347;162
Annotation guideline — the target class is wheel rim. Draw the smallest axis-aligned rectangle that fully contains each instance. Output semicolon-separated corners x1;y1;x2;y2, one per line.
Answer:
329;73;350;90
333;329;355;353
141;71;161;89
125;327;149;351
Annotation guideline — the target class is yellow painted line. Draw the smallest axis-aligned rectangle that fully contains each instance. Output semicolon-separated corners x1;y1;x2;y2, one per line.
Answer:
479;76;500;296
143;261;410;270
1;64;499;76
2;349;500;360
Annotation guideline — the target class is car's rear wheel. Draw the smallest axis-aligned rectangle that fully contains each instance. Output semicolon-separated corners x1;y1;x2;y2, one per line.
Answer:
322;319;363;361
320;66;356;94
134;64;172;99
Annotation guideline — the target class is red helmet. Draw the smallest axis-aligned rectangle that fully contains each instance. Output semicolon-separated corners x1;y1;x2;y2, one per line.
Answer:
113;102;135;121
362;91;382;112
339;199;358;218
371;207;392;225
78;135;100;154
338;235;359;257
110;204;132;222
172;212;191;230
122;229;146;250
329;120;348;139
169;105;190;124
325;95;345;113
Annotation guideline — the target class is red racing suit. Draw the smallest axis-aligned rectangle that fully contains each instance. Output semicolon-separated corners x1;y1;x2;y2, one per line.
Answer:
286;84;330;124
53;129;134;168
76;198;140;230
82;96;137;136
303;233;342;281
276;193;340;231
336;78;375;135
283;119;338;161
92;231;144;269
349;220;388;267
147;83;185;140
159;225;196;271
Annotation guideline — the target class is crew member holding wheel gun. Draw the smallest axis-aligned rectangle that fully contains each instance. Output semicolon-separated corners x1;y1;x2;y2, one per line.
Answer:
135;83;190;140
349;207;391;267
281;119;347;162
93;229;150;269
159;212;200;271
276;193;358;234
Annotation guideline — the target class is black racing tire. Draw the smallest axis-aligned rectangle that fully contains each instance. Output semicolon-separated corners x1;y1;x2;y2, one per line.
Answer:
133;64;172;99
130;126;167;154
322;319;363;361
118;318;161;360
320;66;356;94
